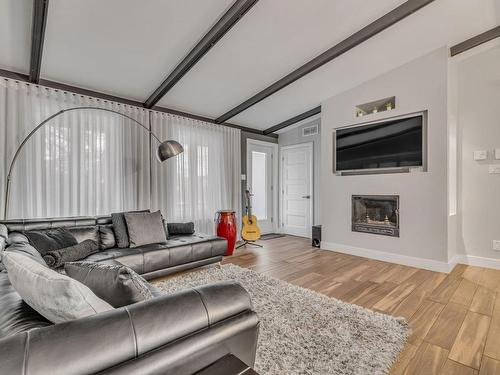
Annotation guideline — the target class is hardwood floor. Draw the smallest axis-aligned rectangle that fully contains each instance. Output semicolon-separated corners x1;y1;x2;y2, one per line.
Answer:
223;235;500;375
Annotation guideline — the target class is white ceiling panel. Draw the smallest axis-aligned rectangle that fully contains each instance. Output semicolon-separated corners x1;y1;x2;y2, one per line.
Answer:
41;0;234;101
0;0;31;73
229;0;500;129
158;0;407;118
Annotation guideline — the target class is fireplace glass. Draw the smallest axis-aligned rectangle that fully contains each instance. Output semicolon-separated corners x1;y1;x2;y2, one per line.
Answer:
352;195;399;237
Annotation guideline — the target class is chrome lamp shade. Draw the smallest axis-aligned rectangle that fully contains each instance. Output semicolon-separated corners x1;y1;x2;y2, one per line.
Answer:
157;140;184;162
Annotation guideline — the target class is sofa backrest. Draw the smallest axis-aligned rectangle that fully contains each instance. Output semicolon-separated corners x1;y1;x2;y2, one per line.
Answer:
0;215;112;232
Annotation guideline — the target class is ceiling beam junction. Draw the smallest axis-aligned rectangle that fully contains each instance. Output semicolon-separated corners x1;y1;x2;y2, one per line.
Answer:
263;106;321;135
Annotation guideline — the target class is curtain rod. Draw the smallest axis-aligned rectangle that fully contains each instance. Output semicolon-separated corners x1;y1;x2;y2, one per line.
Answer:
0;76;243;130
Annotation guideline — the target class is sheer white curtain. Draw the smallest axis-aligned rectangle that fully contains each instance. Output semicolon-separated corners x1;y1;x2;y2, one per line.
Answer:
0;78;150;219
151;111;241;234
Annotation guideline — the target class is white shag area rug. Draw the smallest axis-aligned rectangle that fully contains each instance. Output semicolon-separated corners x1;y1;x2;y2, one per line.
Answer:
153;264;409;375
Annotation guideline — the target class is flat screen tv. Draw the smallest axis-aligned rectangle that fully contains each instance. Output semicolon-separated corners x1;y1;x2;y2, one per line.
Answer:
335;113;425;173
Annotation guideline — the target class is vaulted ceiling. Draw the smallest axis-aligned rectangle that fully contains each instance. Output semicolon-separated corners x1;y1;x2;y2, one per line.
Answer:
0;0;499;132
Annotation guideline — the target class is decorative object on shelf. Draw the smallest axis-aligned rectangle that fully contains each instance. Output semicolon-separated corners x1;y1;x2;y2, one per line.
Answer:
355;96;396;117
215;210;237;256
3;107;183;219
238;190;262;249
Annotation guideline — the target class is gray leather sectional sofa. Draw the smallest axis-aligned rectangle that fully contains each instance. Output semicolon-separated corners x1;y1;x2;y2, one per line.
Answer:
0;216;260;374
1;215;228;279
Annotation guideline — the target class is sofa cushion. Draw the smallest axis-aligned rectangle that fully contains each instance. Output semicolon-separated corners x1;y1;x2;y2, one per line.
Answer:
98;224;116;250
136;243;171;273
2;251;113;323
124;210;167;248
43;239;100;268
111;210;149;248
83;248;144;273
23;228;77;255
168;234;227;257
65;262;161;308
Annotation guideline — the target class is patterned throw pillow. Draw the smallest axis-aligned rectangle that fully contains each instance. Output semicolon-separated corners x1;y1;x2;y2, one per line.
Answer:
23;228;78;255
43;239;100;269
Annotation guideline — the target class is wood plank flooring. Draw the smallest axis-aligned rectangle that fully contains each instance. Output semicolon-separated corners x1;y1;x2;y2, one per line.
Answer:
223;236;500;375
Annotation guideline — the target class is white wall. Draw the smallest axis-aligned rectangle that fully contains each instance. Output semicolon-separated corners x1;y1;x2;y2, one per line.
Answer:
455;44;500;262
278;119;322;225
320;48;450;268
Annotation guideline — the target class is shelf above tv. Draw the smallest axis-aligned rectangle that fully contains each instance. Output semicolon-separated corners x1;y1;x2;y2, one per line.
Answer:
356;96;395;117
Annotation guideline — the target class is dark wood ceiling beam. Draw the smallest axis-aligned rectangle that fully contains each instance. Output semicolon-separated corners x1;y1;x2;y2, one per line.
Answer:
0;68;274;137
450;26;500;56
29;0;50;83
263;106;321;135
215;0;434;124
144;0;259;109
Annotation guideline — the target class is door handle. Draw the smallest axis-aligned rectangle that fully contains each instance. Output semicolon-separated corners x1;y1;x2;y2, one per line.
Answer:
302;195;311;199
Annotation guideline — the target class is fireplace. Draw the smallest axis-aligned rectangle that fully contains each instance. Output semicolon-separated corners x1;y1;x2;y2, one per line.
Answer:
352;195;399;237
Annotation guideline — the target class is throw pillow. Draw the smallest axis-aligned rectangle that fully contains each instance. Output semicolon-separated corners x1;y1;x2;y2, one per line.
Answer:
124;210;167;248
2;251;112;323
2;241;47;267
167;222;195;236
67;226;99;244
99;225;116;250
162;219;169;240
0;224;7;272
23;228;78;255
43;239;100;269
65;261;161;308
111;210;149;248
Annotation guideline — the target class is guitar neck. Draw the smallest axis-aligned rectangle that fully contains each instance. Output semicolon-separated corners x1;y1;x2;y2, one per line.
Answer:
246;191;253;217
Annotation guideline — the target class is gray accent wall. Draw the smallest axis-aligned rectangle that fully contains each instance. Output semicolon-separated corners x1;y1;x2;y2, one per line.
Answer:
320;47;449;265
278;120;322;225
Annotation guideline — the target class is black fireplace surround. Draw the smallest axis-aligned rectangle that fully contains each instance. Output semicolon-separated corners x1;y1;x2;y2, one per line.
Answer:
352;195;399;237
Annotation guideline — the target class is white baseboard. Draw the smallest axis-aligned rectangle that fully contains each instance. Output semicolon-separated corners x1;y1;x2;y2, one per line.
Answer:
452;254;500;270
321;241;454;273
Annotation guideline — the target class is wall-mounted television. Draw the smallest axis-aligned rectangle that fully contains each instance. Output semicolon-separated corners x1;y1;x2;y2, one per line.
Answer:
334;112;426;174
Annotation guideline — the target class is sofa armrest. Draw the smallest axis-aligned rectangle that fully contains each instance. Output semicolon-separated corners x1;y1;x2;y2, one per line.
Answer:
0;281;256;375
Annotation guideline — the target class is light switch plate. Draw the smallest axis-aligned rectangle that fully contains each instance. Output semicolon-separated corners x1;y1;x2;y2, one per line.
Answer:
474;150;488;161
241;174;246;181
493;240;500;251
495;149;500;160
488;165;500;174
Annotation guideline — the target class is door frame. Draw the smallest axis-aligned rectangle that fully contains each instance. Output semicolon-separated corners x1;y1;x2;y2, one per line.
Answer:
279;142;314;237
246;138;279;234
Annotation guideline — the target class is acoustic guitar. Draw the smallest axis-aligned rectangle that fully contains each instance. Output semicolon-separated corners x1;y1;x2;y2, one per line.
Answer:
241;190;261;241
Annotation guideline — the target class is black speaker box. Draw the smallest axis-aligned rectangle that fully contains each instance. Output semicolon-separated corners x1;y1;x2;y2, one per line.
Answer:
312;225;321;248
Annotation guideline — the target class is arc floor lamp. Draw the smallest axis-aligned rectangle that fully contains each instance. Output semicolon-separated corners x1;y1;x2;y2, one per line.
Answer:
3;106;184;219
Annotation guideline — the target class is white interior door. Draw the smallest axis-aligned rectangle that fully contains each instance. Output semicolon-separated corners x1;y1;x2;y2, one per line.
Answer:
280;143;313;238
247;139;278;234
